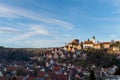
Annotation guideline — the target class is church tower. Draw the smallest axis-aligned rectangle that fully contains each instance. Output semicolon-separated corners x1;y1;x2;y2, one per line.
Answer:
91;36;96;44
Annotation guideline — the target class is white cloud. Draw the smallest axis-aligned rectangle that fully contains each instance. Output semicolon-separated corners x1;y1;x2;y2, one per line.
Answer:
30;25;51;35
6;25;51;42
0;4;74;29
25;40;65;48
0;27;20;33
26;40;65;44
110;34;116;38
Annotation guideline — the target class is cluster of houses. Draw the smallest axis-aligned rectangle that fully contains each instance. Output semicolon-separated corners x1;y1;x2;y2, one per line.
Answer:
65;36;120;53
0;47;119;80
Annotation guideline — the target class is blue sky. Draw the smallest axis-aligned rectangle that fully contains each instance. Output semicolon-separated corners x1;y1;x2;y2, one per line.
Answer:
0;0;120;48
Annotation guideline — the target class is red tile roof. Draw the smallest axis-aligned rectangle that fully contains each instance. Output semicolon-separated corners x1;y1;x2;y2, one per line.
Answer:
55;74;68;80
53;66;62;71
45;77;52;80
0;77;6;80
7;67;17;71
102;42;110;44
94;44;100;46
16;76;23;80
38;71;46;78
84;41;94;44
48;72;55;78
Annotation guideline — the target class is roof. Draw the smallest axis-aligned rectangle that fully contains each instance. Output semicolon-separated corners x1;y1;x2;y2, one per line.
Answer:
94;44;100;46
38;71;46;78
55;74;68;80
84;41;94;44
53;66;62;71
68;39;79;45
102;42;110;44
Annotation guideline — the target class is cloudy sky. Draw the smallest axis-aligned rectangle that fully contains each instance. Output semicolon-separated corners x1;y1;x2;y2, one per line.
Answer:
0;0;120;48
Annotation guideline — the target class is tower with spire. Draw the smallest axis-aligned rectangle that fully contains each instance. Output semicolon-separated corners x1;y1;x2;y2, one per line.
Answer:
91;36;96;44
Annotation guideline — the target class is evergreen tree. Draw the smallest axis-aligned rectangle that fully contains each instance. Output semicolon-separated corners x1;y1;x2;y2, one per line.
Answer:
89;70;96;80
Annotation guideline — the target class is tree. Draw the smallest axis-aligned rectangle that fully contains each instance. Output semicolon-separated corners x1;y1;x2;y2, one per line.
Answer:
81;42;83;50
89;70;96;80
111;41;120;48
100;43;104;49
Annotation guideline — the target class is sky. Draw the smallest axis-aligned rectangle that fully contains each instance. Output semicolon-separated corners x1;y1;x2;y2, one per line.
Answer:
0;0;120;48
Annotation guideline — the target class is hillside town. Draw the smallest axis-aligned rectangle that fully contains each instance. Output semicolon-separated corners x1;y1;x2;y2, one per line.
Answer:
0;37;120;80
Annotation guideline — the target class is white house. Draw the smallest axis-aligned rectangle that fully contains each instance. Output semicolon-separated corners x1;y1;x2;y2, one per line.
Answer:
83;41;94;48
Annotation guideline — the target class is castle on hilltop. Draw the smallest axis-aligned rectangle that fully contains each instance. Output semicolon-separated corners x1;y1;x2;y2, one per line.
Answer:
65;36;112;52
